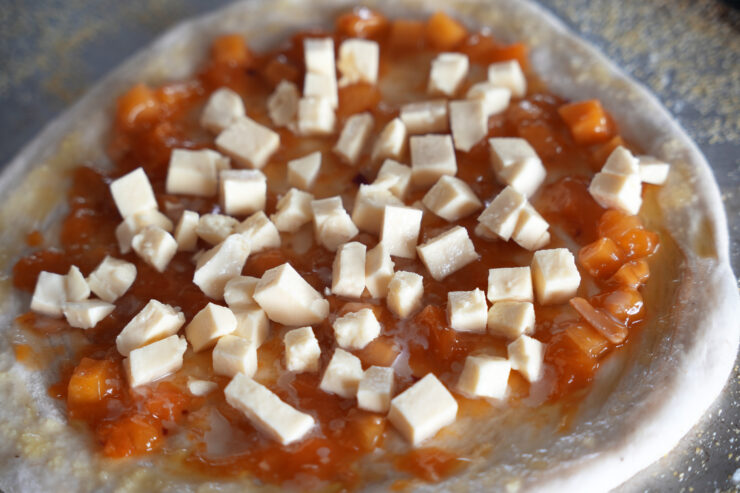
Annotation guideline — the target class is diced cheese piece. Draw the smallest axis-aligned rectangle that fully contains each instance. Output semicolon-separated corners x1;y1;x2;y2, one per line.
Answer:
235;211;281;253
371;118;407;163
388;373;458;446
187;377;217;396
588;171;643;215
531;248;581;305
109;167;157;219
219;169;267;217
116;209;176;255
185;302;237;352
166;149;229;197
447;288;487;333
267;80;300;127
331;242;367;298
124;335;187;388
374;159;412;199
304;37;336;76
287;151;322;190
197;213;239;245
311;196;359;251
223;276;260;309
62;300;115;329
637;155;670;185
201;87;245;133
488;60;527;98
602;146;639;176
304;72;339;109
487;267;533;303
297;97;336;135
319;348;364;399
487;301;535;339
466;82;511;117
352;184;404;234
400;100;448;134
333;308;381;350
457;355;511;399
216;116;280;169
474;222;499;241
174;210;200;251
271;188;314;233
365;243;395;299
357;366;395;413
233;307;270;346
65;266;90;302
387;271;424;318
225;373;315;445
193;234;251;299
87;256;137;303
253;263;329;326
410;135;457;188
337;38;379;86
116;299;186;356
334;112;374;165
512;204;550;251
476;186;527;241
449;100;487;152
380;205;423;259
428;53;469;96
507;334;544;382
422;175;482;222
417;226;478;281
131;226;178;273
488;138;546;197
213;335;258;378
284;326;321;373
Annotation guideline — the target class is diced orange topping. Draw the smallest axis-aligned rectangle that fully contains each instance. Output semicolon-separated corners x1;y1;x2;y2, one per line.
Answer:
211;34;252;67
356;336;401;367
116;83;160;128
335;7;388;38
425;12;467;51
569;297;628;344
348;412;386;452
141;381;193;423
592;288;644;325
592;135;626;169
564;323;610;359
578;237;623;278
99;414;163;458
460;34;528;69
616;228;660;260
609;259;650;289
388;19;426;50
545;331;600;399
337;82;382;119
598;209;643;241
263;57;301;87
67;358;120;406
558;100;612;145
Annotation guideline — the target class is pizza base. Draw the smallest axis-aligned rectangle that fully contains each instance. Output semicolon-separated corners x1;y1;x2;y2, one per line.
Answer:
0;1;737;492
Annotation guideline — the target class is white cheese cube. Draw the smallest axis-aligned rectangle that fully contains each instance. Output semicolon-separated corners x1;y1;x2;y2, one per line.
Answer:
487;267;533;303
319;348;364;399
124;335;187;388
602;146;639;176
410;135;457;188
428;53;469;96
588;171;643;215
235;211;281;253
253;263;329;326
365;243;395;299
185;302;237;352
487;301;535;339
193;234;251;299
447;288;488;333
357;366;395;413
287;151;322;190
109;167;158;219
531;248;581;305
457;355;511;399
116;299;185;356
637;155;671;185
201;87;245;133
466;82;511;117
488;60;526;98
284;326;321;373
400;100;449;135
219;169;267;217
65;265;90;302
116;209;175;255
63;300;115;329
511;204;550;251
388;373;458;446
474;222;499;241
267;80;300;127
374;159;412;200
449;100;488;152
196;213;239;245
311;196;359;251
187;377;217;396
225;373;315;445
507;334;544;382
174;210;199;251
334;112;374;165
213;335;258;378
333;308;381;350
387;271;424;319
337;38;379;86
297;97;336;135
332;242;367;298
131;226;178;273
166;149;228;197
304;38;336;76
304;72;339;109
422;175;482;222
488;138;546;197
233;307;270;346
352;184;404;234
380;205;423;259
417;226;478;281
216;116;280;169
371;118;407;163
87;256;137;303
476;186;527;241
271;188;314;233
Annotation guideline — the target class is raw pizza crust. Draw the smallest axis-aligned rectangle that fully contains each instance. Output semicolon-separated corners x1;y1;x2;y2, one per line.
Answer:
0;1;737;492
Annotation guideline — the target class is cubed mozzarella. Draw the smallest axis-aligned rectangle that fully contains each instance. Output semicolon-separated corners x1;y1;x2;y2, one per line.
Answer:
447;288;488;333
400;100;448;134
109;167;158;219
87;256;137;303
287;151;322;190
267;80;300;127
319;348;364;399
602;146;640;176
373;159;412;199
449;100;487;152
233;307;270;346
223;276;260;309
487;267;533;303
235;211;281;253
116;209;175;254
387;271;424;318
417;226;478;281
410;135;457;188
332;242;367;298
511;204;550;251
311;196;359;251
380;205;423;259
357;366;395;413
131;226;178;273
65;266;90;302
185;302;237;352
166;149;228;197
297;97;336;135
271;188;314;233
352;184;404;234
422;175;482;222
476;186;527;241
187;377;217;396
531;248;581;305
216;116;280;169
253;263;329;326
428;53;469;96
507;334;544;382
304;37;335;75
213;335;258;378
201;87;245;133
487;301;535;339
371;118;407;163
124;335;187;387
588;171;643;215
488;138;545;197
333;308;381;350
219;169;267;216
456;355;511;399
193;234;251;299
488;60;526;98
196;213;239;245
365;243;395;299
466;82;511;117
116;299;185;356
284;326;321;373
174;210;200;251
304;72;339;109
637;155;670;185
63;300;115;329
334;112;374;165
337;38;379;86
